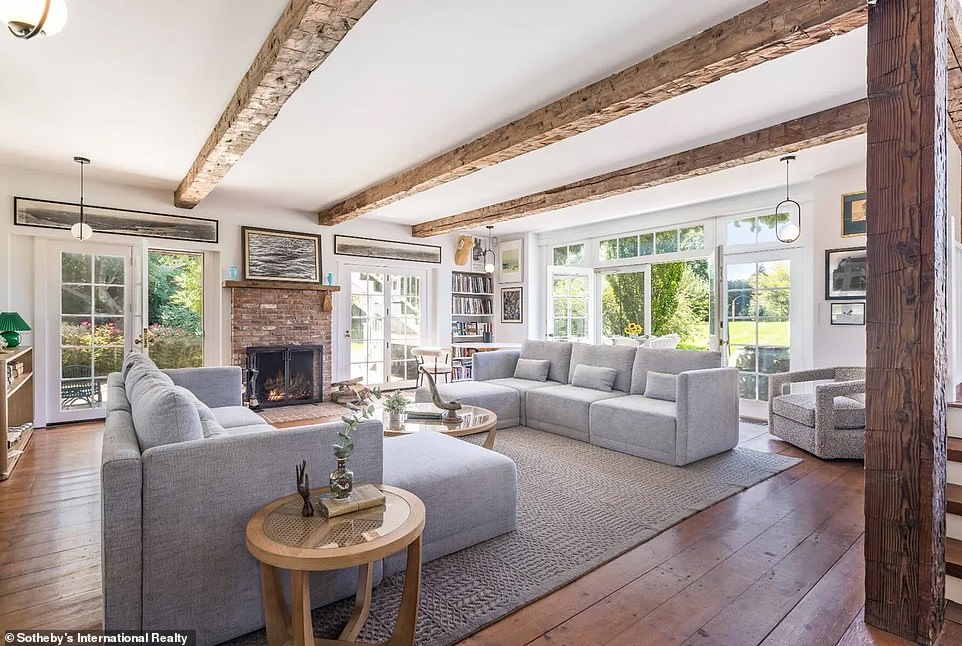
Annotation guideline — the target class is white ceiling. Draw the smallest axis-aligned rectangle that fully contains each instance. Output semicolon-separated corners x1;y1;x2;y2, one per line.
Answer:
0;0;867;235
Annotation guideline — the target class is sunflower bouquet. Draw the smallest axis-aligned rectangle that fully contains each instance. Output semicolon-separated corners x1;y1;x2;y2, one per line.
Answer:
624;322;643;337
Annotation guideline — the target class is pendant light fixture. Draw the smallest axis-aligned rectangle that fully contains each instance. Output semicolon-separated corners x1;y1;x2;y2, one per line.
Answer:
71;156;93;241
775;155;801;243
1;0;68;39
482;225;496;274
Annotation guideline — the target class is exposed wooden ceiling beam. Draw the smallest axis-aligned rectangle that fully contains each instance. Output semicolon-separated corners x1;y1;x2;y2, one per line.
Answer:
947;0;962;145
318;0;867;225
411;99;868;238
174;0;376;208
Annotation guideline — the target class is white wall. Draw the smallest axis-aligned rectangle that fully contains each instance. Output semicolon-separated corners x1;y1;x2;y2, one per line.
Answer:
0;164;460;422
810;163;867;369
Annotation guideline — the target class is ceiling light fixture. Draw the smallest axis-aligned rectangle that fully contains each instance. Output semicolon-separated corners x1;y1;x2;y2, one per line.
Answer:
71;156;93;241
1;0;68;39
483;225;496;274
775;155;801;243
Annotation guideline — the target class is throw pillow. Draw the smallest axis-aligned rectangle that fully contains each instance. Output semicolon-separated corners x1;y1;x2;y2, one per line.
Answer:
645;371;678;402
130;381;203;450
514;358;550;382
174;386;226;438
571;364;618;392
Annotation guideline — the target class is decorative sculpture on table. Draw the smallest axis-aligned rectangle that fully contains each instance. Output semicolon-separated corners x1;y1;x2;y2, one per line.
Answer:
295;460;313;517
419;366;463;423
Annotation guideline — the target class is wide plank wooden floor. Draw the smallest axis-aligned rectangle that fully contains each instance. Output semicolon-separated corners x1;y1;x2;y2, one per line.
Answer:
1;421;959;645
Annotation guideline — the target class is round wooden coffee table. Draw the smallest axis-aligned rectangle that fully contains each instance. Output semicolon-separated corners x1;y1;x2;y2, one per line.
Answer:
383;403;498;450
246;485;425;646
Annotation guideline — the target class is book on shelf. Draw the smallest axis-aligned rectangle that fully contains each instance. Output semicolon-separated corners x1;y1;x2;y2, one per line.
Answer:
451;321;492;337
452;297;494;315
452;273;493;294
317;484;386;518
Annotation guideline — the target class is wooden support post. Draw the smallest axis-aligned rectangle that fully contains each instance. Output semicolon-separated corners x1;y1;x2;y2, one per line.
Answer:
864;0;949;643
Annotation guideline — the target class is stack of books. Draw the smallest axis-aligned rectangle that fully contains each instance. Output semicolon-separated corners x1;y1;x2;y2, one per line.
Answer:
318;484;386;518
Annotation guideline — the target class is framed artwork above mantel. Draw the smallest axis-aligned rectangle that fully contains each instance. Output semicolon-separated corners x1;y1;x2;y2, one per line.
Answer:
242;227;322;284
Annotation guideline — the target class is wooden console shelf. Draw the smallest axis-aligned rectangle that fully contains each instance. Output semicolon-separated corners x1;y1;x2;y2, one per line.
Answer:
1;346;35;481
223;280;340;292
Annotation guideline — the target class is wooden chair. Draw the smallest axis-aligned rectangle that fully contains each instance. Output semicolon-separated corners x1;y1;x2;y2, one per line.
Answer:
411;347;452;386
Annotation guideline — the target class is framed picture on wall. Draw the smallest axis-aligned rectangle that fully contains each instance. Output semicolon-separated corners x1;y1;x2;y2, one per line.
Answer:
501;287;523;324
830;302;865;326
825;247;867;300
334;234;442;264
498;238;523;283
841;191;867;237
242;227;322;283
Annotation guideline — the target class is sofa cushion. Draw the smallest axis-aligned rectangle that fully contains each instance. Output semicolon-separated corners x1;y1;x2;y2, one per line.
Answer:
526;384;623;441
520;340;574;384
772;393;865;430
212;406;268;429
222;423;276;435
568;343;637;393
174;386;226;438
571;365;617;392
644;371;677;402
487;378;562;426
382;431;517;577
514;358;550;382
590;395;678;464
130;379;203;450
630;348;722;395
121;351;154;380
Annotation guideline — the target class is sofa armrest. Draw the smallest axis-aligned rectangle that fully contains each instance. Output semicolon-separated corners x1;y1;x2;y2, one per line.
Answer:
162;366;243;408
814;379;866;431
675;367;739;465
473;350;521;381
101;405;144;630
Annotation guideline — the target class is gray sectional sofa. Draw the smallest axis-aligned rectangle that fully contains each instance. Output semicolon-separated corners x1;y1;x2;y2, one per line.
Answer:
417;340;739;466
102;353;517;646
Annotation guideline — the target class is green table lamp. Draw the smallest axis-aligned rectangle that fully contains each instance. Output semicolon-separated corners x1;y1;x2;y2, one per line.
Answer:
0;312;30;348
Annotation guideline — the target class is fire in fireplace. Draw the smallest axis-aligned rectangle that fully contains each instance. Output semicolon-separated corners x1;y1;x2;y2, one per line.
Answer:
246;345;324;408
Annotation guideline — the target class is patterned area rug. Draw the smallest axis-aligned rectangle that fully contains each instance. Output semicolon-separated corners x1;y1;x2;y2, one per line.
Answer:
227;427;800;646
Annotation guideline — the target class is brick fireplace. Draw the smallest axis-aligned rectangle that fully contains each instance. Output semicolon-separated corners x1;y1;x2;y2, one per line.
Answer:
226;281;336;402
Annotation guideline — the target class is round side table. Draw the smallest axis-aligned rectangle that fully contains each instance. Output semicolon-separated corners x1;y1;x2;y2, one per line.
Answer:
246;485;425;646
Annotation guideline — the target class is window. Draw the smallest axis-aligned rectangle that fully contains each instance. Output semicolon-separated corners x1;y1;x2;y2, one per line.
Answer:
146;250;204;369
550;272;589;341
725;214;789;246
599;224;705;261
552;243;585;266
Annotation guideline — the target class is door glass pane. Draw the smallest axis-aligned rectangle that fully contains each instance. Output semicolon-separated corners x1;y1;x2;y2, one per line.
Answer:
602;271;646;339
60;251;127;412
388;275;421;384
725;259;791;402
650;259;711;350
350;271;389;385
146;250;204;369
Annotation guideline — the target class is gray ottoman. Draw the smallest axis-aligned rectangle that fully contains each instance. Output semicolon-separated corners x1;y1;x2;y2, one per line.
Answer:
415;380;520;428
382;432;518;576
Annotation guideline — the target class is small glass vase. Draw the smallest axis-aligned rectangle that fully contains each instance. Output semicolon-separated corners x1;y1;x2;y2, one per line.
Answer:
330;457;354;500
387;411;404;431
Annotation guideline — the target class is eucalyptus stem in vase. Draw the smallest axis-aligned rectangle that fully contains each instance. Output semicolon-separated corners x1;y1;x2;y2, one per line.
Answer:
330;390;381;501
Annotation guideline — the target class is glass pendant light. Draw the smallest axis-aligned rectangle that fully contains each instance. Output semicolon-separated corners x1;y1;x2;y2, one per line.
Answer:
71;156;93;241
483;225;496;274
775;155;801;243
2;0;68;39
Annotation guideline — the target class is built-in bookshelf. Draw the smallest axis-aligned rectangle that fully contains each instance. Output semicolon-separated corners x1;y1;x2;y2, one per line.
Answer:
1;346;34;481
451;271;494;381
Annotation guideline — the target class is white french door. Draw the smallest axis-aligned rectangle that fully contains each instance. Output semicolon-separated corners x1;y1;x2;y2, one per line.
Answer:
718;246;803;419
345;267;426;389
44;240;144;423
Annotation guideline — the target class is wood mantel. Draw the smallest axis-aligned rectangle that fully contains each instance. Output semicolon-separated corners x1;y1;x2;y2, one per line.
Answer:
223;280;341;292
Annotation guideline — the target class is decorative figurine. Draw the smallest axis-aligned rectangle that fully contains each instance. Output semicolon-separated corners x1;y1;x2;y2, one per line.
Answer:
419;366;463;423
296;460;314;517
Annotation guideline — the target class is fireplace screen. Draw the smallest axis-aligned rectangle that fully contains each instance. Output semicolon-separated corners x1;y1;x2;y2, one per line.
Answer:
246;345;323;408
